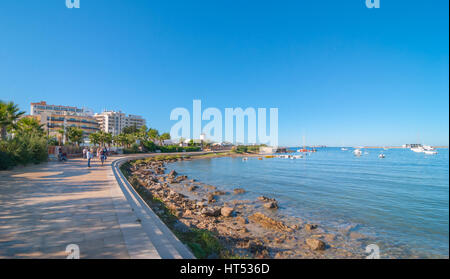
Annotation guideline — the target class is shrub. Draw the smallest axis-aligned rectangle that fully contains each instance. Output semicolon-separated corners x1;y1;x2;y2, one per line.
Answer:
123;143;141;154
0;134;48;170
47;137;59;146
183;146;201;152
0;149;15;170
122;143;201;155
142;140;157;152
158;145;180;153
233;145;261;154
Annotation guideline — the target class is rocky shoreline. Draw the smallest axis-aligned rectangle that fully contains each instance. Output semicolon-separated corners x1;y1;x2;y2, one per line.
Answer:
122;154;369;259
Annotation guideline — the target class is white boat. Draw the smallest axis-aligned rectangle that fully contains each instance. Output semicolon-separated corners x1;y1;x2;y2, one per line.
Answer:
353;149;362;156
424;150;437;155
242;157;248;161
423;145;435;151
411;146;424;153
341;148;348;151
379;154;385;159
277;155;290;159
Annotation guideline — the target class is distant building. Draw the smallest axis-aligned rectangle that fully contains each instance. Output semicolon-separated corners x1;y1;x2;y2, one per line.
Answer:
162;139;174;146
94;110;146;136
211;142;234;151
30;101;99;142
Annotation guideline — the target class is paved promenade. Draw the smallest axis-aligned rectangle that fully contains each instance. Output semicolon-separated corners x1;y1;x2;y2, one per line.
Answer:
0;155;194;259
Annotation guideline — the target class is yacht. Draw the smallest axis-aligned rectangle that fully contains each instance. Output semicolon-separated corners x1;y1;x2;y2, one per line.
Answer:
341;147;348;151
423;145;435;151
379;154;385;159
411;146;424;153
424;150;438;155
353;149;362;156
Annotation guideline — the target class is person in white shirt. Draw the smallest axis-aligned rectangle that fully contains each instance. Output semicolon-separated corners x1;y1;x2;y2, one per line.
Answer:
86;149;92;168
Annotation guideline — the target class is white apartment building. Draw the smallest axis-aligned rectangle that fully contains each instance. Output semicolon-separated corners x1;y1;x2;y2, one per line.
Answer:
94;110;146;136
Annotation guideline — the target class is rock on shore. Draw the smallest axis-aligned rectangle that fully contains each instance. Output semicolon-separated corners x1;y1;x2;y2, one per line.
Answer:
249;212;293;232
221;207;234;217
233;188;246;194
306;238;326;251
305;224;318;231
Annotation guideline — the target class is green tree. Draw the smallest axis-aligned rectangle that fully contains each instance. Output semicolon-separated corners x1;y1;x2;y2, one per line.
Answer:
147;128;159;143
47;137;59;146
160;132;171;141
57;127;66;145
113;134;125;147
122;125;139;135
14;117;44;137
89;131;112;146
125;133;136;147
0;101;25;140
103;132;113;147
66;127;84;146
89;132;100;146
136;125;149;144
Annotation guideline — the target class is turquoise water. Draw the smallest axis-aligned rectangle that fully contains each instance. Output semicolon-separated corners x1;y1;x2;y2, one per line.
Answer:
169;148;449;258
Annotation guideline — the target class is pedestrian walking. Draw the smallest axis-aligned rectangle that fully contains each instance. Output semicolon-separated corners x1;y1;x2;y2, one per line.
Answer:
100;148;105;166
87;149;92;168
103;146;108;161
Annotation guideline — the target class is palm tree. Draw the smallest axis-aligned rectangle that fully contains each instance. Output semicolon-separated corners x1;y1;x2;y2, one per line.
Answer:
113;134;122;147
147;128;159;144
89;132;100;146
66;127;84;146
160;132;171;145
57;127;66;145
103;132;113;147
137;125;148;142
92;131;113;147
14;117;45;136
125;133;135;148
0;101;25;140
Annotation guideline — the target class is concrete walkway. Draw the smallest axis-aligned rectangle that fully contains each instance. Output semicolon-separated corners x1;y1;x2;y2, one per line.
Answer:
0;155;194;259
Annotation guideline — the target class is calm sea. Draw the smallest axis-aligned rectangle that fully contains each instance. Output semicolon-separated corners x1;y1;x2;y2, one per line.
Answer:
168;148;449;258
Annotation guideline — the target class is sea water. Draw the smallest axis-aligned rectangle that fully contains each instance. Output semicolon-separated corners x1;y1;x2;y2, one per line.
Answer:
168;148;449;258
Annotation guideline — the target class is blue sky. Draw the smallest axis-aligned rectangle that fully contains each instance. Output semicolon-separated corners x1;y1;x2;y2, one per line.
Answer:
0;0;448;146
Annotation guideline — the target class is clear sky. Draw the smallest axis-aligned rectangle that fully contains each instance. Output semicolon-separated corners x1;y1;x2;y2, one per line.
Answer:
0;0;448;146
